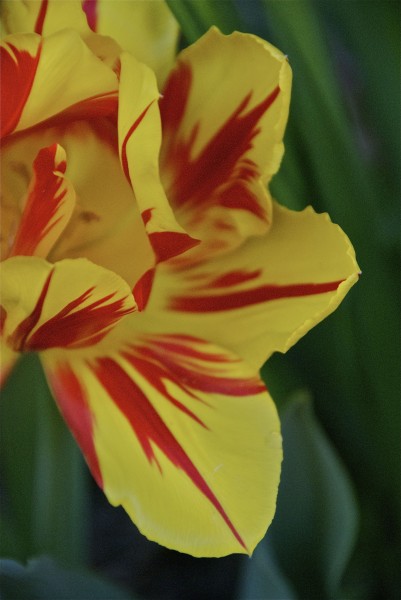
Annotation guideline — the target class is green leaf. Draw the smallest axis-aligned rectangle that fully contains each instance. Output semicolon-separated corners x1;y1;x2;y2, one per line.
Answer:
237;539;297;600
0;355;88;565
0;557;132;600
268;392;359;599
1;355;38;559
167;0;244;43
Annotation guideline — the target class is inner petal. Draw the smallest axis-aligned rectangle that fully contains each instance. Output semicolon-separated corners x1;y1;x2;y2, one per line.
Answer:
1;119;155;286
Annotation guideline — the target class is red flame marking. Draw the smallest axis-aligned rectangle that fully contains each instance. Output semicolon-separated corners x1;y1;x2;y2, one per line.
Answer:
171;280;345;312
48;363;103;487
91;354;248;550
34;0;48;34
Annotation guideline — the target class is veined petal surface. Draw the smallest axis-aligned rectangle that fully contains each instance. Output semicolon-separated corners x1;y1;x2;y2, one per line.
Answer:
118;52;198;264
144;203;360;368
1;29;117;138
8;144;75;259
83;0;178;86
0;256;136;352
160;28;292;256
42;334;281;556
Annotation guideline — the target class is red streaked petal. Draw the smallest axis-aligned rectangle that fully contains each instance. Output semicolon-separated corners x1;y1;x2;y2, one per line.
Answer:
1;30;118;137
170;279;345;312
147;230;199;263
1;256;136;352
159;28;292;256
133;268;155;311
0;334;19;388
90;352;247;551
0;36;41;139
34;0;48;34
82;0;98;31
9;144;76;259
120;100;155;186
1;0;91;37
42;334;281;556
46;361;103;486
162;70;279;215
145;202;360;369
118;52;198;264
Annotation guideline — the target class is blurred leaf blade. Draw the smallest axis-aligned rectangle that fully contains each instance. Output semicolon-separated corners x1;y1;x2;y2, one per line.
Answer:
0;355;88;565
260;0;400;565
237;538;298;600
0;557;133;600
1;355;41;559
167;0;244;42
268;392;359;598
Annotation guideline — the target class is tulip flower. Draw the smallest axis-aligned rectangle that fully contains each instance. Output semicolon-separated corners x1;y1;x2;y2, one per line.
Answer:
0;1;359;556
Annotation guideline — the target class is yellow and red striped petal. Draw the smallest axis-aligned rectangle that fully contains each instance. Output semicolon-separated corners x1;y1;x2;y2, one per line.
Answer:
42;334;281;556
145;203;360;368
118;52;199;264
2;118;154;287
1;0;123;71
0;256;136;352
1;1;90;37
0;334;18;387
82;0;178;86
1;29;117;139
159;28;292;255
8;144;75;259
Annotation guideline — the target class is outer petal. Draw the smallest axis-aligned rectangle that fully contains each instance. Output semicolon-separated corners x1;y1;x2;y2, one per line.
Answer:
159;28;292;254
1;0;90;36
1;29;117;138
0;256;136;352
118;52;199;264
42;333;281;556
83;0;179;87
144;203;360;368
8;144;75;259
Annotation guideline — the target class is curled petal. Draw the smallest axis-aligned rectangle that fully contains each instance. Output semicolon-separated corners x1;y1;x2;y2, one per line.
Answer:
9;144;75;259
118;52;199;263
1;29;117;138
1;0;90;36
160;28;292;255
1;256;136;352
42;334;281;557
146;203;360;368
83;0;178;86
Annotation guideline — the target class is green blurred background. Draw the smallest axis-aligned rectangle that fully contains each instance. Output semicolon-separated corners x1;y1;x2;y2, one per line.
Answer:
1;1;399;599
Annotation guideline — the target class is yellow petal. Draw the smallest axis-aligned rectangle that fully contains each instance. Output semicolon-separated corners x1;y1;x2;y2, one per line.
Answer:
144;202;360;368
118;52;198;263
0;336;18;387
83;0;179;87
42;333;281;556
0;0;124;72
1;29;117;138
8;144;75;259
160;27;292;255
1;0;89;37
0;256;136;352
1;118;154;286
